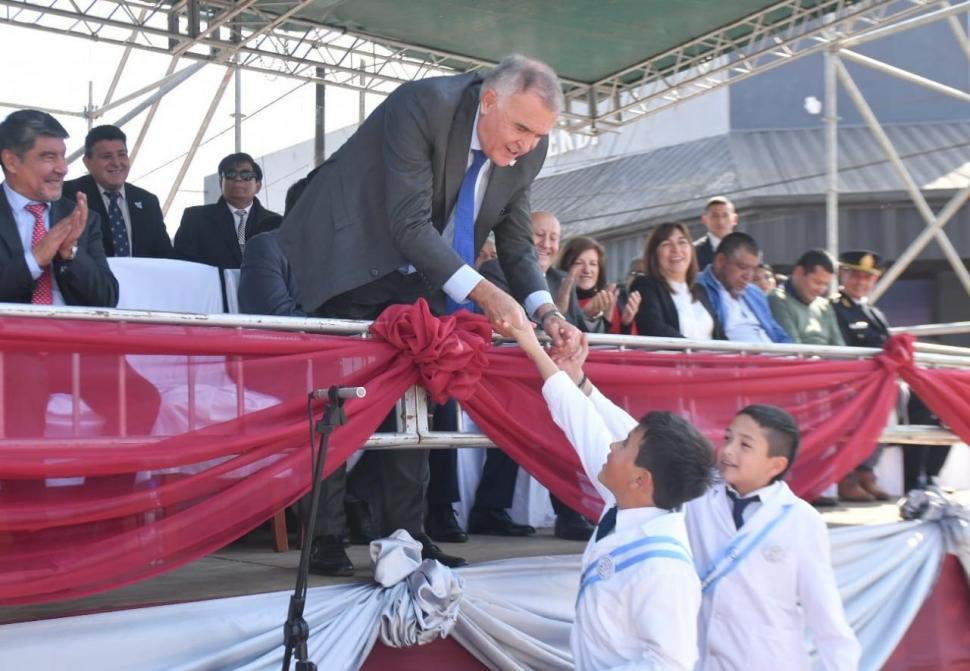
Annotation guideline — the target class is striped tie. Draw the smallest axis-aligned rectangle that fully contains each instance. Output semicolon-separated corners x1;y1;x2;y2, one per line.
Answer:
24;203;52;305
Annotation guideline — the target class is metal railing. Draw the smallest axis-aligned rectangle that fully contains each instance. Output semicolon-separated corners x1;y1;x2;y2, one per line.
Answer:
0;302;965;448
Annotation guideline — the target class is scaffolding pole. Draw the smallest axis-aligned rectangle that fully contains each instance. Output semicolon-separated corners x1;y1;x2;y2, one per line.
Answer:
824;49;839;271
836;59;970;300
162;66;234;215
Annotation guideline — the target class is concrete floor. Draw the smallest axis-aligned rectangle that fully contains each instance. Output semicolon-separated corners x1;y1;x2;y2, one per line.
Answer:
2;493;964;626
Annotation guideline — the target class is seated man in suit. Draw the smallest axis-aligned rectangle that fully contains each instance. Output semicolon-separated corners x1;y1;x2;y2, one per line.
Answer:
0;109;159;437
696;232;792;345
174;152;282;269
693;196;738;270
62;125;173;259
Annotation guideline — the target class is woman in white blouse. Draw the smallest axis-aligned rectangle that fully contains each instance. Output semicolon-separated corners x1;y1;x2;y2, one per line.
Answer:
630;222;724;341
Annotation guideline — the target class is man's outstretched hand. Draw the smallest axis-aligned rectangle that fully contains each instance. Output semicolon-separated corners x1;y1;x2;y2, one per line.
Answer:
469;279;530;337
537;302;581;358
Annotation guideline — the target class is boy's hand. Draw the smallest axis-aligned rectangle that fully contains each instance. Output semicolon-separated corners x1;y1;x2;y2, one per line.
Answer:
508;319;542;352
552;334;589;385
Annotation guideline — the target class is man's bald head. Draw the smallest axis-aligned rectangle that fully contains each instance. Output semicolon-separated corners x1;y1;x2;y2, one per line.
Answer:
531;210;561;272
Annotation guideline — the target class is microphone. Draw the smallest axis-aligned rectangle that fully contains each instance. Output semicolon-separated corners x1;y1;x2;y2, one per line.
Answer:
309;386;367;401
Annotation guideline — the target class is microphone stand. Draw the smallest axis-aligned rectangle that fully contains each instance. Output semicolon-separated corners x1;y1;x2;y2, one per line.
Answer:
281;386;349;671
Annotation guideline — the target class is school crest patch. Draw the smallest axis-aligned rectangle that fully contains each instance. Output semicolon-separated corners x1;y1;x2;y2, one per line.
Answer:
762;544;785;563
596;555;615;581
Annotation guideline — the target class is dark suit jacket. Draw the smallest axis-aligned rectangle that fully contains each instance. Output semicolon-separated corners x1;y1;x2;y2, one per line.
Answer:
238;230;304;317
62;175;173;259
0;186;118;307
479;259;585;329
630;275;725;340
173;196;282;269
693;235;715;270
279;72;549;313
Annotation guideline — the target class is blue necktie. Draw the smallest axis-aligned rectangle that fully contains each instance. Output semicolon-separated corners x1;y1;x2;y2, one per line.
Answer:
726;489;760;529
595;505;618;541
445;149;488;314
106;191;131;257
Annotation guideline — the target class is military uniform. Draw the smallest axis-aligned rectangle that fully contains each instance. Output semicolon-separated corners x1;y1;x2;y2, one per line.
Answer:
831;251;893;500
832;290;890;348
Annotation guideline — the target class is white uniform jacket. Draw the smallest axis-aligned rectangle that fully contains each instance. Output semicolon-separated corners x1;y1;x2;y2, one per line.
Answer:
684;482;860;671
542;371;701;671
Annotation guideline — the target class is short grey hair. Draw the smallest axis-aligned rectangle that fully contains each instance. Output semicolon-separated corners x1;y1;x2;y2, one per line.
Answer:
482;54;564;113
0;110;68;173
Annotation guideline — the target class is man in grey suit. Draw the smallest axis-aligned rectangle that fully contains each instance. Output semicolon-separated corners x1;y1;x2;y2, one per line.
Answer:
280;55;580;572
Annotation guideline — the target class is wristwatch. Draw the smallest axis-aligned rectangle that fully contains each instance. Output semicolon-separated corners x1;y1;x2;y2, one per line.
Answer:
537;307;565;324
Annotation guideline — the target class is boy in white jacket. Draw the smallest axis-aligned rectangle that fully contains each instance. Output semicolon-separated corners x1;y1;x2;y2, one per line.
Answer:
510;325;714;670
538;334;860;671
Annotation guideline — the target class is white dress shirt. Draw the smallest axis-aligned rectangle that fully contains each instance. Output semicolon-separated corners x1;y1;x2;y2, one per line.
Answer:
3;182;66;305
436;111;553;316
713;278;772;343
566;376;858;670
685;481;860;671
542;371;700;671
225;200;252;243
669;280;715;340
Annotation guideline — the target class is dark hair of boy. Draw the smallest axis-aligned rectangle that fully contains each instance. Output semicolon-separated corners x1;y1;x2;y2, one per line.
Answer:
635;411;715;509
714;231;759;259
737;404;800;482
83;125;127;157
794;249;835;274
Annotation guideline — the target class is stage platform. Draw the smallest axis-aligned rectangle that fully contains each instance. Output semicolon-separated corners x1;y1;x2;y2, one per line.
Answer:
3;493;966;626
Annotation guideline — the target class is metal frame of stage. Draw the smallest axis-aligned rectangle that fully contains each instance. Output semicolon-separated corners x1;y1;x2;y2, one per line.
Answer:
0;302;964;449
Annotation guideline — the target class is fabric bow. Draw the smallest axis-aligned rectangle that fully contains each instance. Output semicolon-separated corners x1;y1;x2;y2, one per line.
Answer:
876;333;916;375
369;298;493;404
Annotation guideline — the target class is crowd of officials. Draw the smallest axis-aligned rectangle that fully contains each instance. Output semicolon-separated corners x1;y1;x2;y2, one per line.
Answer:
0;55;946;583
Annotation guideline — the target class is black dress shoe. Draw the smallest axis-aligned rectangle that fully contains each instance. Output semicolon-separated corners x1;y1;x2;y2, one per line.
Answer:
468;507;536;537
554;508;595;541
424;504;468;543
308;535;354;577
811;496;839;508
345;500;378;545
414;533;467;568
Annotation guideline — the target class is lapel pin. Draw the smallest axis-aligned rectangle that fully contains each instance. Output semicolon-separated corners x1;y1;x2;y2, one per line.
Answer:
134;201;143;209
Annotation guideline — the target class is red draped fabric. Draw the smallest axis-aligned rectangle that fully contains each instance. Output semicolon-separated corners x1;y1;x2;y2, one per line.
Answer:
0;302;965;604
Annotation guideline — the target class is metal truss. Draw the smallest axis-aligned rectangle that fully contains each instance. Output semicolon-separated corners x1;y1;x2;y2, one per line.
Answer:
568;0;944;131
820;0;970;303
0;0;955;133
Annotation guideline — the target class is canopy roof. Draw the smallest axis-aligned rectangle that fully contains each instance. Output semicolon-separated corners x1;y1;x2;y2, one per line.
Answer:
2;0;930;130
306;0;809;84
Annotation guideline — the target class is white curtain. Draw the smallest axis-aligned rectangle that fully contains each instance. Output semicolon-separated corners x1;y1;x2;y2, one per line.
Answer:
1;499;965;671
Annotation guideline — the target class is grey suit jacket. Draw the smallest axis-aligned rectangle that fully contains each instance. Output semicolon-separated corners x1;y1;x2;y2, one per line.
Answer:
279;72;549;313
0;186;118;307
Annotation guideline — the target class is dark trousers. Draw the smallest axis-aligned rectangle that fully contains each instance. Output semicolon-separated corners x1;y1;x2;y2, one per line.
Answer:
427;399;461;506
902;394;949;492
308;272;432;538
473;448;573;515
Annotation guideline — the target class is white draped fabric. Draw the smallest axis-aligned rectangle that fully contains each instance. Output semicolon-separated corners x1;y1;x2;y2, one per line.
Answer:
1;498;966;671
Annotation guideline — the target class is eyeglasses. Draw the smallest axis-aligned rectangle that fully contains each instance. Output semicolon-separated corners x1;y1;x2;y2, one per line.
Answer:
222;170;258;181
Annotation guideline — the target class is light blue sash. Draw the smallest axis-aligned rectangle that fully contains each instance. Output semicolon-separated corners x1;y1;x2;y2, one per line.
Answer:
577;534;693;603
699;503;794;595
